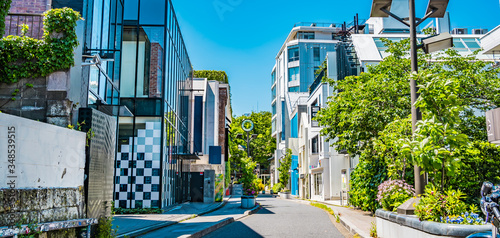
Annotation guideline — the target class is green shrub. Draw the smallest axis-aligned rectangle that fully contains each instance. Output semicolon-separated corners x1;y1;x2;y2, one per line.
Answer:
272;183;283;193
114;207;163;215
349;149;388;212
376;180;415;212
415;184;483;224
0;7;80;83
193;70;228;83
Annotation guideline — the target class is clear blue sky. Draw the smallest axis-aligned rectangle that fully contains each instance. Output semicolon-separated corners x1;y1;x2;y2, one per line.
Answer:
173;0;500;117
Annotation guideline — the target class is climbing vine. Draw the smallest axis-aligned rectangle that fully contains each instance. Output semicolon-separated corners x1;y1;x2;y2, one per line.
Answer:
0;0;12;38
0;7;80;84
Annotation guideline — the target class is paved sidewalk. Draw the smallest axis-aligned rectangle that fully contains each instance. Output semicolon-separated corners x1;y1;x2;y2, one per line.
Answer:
290;198;375;238
113;196;231;238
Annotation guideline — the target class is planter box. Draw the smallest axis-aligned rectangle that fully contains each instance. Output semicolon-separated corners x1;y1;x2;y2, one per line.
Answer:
241;196;256;208
279;192;291;199
376;209;492;238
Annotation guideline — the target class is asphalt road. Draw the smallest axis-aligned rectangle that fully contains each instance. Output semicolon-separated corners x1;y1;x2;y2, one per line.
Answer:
203;196;345;238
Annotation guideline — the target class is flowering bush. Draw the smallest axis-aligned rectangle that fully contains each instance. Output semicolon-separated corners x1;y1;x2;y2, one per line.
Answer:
440;212;484;225
415;184;483;224
240;157;258;197
376;179;415;212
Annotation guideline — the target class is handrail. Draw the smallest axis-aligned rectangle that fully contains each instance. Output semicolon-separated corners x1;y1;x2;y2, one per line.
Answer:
4;13;44;39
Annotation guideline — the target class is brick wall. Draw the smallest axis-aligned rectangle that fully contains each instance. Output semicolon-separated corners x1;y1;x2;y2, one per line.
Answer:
4;0;48;39
149;42;163;98
9;0;49;14
218;87;228;158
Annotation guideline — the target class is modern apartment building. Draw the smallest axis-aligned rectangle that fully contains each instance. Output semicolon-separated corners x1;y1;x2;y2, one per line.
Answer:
271;22;349;196
114;0;194;209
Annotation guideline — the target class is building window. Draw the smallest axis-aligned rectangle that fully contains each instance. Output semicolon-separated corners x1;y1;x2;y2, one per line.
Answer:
311;136;318;154
288;47;299;62
116;161;121;168
152;169;160;176
288;67;299;82
120;168;128;176
145;176;152;184
120;184;127;192
135;200;143;209
128;176;136;184
145;161;152;168
137;153;145;160
152;184;160;192
115;176;120;184
288;86;299;93
313;47;320;61
136;168;144;176
298;32;315;39
151;200;160;208
121;153;129;160
144;192;151;200
314;173;322;195
119;200;127;208
136;184;143;192
129;161;136;168
272;103;276;115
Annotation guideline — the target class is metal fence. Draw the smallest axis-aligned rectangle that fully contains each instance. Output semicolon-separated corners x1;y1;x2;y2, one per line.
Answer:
4;13;44;39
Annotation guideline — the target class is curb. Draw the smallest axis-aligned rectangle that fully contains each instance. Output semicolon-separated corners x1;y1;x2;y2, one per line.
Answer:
184;203;262;238
311;200;370;238
116;196;232;238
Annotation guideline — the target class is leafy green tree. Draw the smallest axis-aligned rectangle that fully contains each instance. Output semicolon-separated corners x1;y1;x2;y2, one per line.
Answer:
277;149;292;189
229;111;275;176
317;37;500;211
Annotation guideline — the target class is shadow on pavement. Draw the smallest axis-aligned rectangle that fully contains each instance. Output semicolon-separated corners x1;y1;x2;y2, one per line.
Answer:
203;220;265;238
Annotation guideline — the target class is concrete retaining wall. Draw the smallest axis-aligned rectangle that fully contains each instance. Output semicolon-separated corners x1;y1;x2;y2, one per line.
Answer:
0;113;86;226
376;209;492;238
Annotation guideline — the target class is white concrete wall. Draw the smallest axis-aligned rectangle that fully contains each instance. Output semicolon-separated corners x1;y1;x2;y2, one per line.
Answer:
0;113;86;189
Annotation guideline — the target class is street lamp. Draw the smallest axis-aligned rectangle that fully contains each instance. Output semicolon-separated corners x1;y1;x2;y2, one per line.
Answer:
370;0;451;198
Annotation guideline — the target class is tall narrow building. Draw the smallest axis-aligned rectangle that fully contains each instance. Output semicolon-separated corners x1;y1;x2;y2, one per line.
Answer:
115;0;194;209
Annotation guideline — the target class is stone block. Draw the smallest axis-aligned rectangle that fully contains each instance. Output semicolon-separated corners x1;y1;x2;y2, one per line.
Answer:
47;91;68;100
46;100;72;117
47;71;70;91
46;117;71;127
20;109;47;122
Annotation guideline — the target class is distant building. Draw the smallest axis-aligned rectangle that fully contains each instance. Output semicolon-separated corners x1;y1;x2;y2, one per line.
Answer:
188;77;231;202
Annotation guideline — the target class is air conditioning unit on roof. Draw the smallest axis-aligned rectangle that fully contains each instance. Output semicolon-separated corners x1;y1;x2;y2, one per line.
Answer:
452;28;468;35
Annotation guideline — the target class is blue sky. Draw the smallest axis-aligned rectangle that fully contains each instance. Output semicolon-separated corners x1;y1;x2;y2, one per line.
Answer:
173;0;500;117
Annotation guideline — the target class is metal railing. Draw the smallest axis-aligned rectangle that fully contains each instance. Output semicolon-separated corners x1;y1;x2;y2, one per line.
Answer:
294;22;343;28
4;13;44;39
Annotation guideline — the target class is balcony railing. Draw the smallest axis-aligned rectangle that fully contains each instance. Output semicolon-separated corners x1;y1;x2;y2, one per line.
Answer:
4;13;44;39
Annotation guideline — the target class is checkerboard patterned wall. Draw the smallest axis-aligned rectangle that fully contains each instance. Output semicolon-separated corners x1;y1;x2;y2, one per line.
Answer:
115;122;162;209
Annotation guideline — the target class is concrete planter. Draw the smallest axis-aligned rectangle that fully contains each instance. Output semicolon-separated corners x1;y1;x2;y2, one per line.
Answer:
279;192;291;199
376;209;492;238
241;196;256;208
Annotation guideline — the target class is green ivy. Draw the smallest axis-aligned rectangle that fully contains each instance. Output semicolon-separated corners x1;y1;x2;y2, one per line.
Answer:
0;7;80;84
194;70;229;83
0;0;12;38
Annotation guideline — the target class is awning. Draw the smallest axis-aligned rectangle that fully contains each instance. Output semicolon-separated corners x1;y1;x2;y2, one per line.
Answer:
177;153;201;160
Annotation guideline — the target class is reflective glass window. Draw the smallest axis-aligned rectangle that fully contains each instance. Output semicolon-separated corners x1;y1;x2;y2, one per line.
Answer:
124;0;138;20
140;0;165;25
288;67;299;82
288;47;299;62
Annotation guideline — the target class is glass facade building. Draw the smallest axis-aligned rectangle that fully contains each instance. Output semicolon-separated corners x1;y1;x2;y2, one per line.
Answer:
115;0;193;209
81;0;124;106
